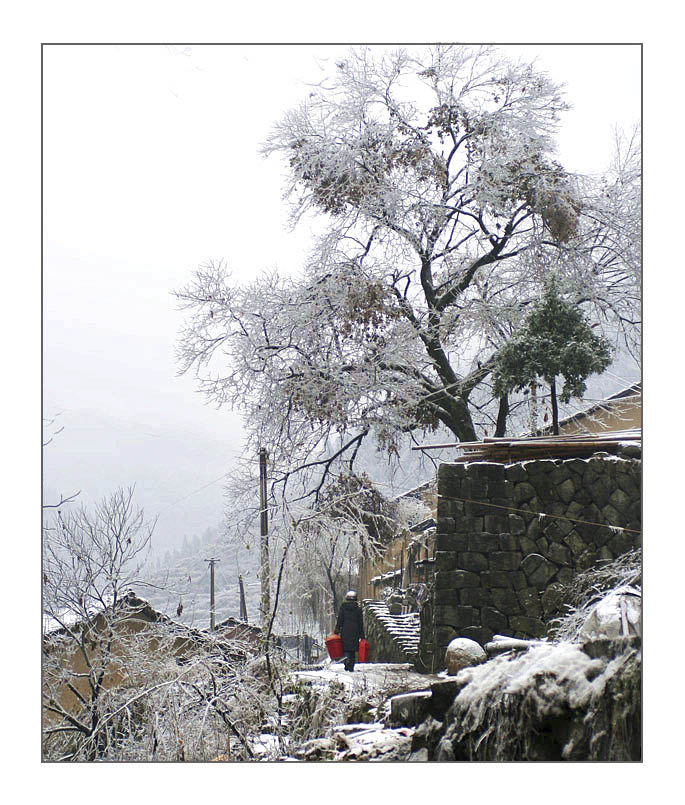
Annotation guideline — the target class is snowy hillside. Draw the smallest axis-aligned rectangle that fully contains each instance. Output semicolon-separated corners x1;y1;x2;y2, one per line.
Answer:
140;530;260;630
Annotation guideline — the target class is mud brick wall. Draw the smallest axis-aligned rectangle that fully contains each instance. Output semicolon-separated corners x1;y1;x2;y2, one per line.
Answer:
421;454;641;670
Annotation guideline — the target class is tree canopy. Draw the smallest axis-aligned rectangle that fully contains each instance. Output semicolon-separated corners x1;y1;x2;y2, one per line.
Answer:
175;44;640;522
492;276;613;433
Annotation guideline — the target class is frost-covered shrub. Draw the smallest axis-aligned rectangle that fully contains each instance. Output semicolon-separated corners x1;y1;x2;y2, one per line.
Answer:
550;548;641;642
441;638;640;760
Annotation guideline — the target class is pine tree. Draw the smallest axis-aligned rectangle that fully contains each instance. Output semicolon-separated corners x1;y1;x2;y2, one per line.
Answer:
492;277;612;434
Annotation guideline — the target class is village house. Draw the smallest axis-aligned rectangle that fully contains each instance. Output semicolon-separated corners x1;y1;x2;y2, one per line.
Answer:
42;592;248;723
549;382;641;435
358;481;437;603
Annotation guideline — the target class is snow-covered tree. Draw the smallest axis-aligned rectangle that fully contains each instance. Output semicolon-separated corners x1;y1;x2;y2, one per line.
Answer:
42;487;281;761
286;472;397;628
176;47;639;504
173;48;640;636
42;488;156;758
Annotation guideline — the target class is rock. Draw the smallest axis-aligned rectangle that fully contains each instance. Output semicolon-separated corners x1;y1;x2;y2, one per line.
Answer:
509;615;547;638
389;690;432;726
491;587;521;615
460;626;493;645
332;726;415;761
408;747;430;761
435;737;455;761
512;482;536;503
481;606;508;633
429;681;462;715
490;551;523;571
558;478;576;504
435;569;480;589
411;715;445;752
546;542;571;566
617;443;641;459
541;582;566;617
444;637;487;674
294;737;334;760
458;551;488;573
484;635;543;656
468;532;500;552
520;552;557;587
582;635;641;660
516;586;542;617
580;586;641;639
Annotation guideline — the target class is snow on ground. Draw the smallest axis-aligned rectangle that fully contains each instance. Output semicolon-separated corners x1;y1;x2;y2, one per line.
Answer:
330;722;415;761
291;660;440;696
250;733;282;757
282;660;439;760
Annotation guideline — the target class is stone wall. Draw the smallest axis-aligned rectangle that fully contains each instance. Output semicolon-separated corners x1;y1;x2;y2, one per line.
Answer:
418;453;641;671
362;601;420;664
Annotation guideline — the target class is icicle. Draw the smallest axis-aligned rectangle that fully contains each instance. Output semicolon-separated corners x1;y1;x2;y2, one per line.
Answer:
538;513;546;523
608;526;623;536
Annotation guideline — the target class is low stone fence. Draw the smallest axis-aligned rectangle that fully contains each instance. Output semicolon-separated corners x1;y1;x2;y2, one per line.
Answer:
362;600;420;664
419;453;641;671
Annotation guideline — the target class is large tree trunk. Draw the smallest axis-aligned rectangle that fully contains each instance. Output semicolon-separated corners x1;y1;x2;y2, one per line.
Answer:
550;377;560;435
495;394;509;438
447;394;478;442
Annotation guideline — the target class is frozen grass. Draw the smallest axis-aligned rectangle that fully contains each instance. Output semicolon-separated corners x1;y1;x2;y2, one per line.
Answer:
551;548;641;642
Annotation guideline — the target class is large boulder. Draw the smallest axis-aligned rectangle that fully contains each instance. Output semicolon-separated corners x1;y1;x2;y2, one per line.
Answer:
580;586;641;639
444;637;487;675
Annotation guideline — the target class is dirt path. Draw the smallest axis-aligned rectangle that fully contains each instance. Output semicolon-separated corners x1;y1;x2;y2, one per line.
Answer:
292;660;440;696
283;661;443;761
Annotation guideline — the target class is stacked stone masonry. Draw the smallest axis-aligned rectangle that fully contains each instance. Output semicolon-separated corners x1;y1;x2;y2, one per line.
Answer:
362;600;420;664
422;454;641;668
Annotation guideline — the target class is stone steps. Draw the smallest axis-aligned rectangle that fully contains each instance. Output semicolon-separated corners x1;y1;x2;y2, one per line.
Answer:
363;601;421;662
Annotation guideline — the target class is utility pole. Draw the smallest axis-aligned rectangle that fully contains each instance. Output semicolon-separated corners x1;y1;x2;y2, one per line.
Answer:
259;447;270;631
239;574;248;622
205;558;220;631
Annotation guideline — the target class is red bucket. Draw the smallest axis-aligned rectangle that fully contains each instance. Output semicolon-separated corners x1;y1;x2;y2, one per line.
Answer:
325;633;343;660
358;638;369;663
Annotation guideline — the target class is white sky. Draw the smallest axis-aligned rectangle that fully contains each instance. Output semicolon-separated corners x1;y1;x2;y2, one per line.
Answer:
42;43;641;548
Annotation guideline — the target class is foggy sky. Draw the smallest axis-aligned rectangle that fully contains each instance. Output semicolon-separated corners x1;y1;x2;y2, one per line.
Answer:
42;44;641;550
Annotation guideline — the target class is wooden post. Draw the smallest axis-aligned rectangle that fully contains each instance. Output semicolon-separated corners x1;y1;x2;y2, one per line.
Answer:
239;574;248;622
205;558;220;631
259;447;270;631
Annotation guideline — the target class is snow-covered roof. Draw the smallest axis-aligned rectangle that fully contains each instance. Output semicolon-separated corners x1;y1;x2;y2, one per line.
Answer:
371;569;403;584
43;595;114;636
43;592;194;638
390;480;435;504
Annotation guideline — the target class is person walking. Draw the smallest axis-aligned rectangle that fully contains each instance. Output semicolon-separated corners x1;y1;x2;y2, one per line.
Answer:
334;590;365;672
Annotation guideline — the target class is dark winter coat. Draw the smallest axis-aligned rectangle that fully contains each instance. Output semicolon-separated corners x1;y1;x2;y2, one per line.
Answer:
335;601;365;652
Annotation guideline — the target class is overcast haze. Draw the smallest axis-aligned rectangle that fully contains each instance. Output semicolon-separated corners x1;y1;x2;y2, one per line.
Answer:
43;44;641;551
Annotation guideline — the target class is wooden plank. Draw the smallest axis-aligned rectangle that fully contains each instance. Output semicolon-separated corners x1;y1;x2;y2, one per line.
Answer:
414;428;640;453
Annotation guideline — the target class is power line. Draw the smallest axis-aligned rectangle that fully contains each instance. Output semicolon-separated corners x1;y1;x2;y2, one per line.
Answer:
154;472;233;517
453;495;641;535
